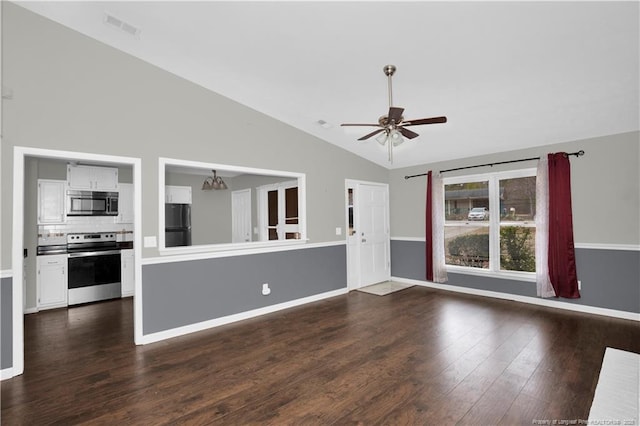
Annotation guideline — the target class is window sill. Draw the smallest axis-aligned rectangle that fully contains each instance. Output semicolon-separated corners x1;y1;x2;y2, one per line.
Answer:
446;265;536;282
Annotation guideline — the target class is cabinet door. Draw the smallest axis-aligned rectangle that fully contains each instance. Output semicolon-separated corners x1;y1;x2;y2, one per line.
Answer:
121;249;135;296
37;255;68;309
37;180;66;224
67;165;94;190
93;166;118;191
67;165;118;190
117;183;134;223
165;185;192;204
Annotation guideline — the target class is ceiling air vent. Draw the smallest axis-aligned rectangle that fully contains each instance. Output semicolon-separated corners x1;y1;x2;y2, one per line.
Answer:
103;12;141;38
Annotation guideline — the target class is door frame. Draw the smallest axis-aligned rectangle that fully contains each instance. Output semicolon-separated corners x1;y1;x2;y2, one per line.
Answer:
345;179;391;290
11;146;142;378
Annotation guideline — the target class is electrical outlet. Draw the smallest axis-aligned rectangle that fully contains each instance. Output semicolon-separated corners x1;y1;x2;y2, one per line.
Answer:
261;283;271;296
578;280;582;290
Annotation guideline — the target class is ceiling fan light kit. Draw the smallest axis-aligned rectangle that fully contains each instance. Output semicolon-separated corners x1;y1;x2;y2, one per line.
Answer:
341;64;447;163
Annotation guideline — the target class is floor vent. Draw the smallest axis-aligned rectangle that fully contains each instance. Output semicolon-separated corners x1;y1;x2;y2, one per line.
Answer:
104;12;141;38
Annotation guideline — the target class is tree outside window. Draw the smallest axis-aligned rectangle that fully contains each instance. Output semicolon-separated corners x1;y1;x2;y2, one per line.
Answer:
443;169;536;274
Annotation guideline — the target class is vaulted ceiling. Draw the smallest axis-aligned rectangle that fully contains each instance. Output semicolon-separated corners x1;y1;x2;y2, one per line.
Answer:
14;1;639;169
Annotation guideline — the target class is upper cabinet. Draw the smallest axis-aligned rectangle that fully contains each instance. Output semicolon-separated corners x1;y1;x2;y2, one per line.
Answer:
117;183;134;223
67;164;118;191
165;185;192;204
37;179;66;224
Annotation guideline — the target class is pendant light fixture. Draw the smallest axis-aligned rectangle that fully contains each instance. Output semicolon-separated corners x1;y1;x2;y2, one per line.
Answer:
202;170;228;190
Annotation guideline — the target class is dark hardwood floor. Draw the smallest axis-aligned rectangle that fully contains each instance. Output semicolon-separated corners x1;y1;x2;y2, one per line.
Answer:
2;286;639;425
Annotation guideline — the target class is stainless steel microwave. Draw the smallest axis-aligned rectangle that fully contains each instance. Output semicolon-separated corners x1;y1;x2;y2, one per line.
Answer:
67;190;119;216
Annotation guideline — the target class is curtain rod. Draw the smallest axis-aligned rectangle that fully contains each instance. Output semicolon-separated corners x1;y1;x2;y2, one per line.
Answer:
404;150;585;180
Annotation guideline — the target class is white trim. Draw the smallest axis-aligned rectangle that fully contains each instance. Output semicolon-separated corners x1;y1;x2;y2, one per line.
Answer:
575;243;640;251
23;307;38;315
11;146;143;380
1;368;15;381
142;240;345;266
391;237;640;252
392;276;640;322
0;270;12;279
139;287;348;344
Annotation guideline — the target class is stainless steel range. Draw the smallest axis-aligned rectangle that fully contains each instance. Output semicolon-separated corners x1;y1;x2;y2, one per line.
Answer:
67;232;121;305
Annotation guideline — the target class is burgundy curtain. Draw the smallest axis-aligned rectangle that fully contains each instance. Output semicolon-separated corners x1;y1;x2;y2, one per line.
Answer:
547;153;580;298
426;171;434;281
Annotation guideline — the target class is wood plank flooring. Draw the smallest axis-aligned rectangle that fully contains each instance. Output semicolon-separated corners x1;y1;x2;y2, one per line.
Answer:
2;286;639;425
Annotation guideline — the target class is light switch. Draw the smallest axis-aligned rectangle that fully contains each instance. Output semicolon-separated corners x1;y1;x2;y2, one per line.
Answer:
335;227;342;236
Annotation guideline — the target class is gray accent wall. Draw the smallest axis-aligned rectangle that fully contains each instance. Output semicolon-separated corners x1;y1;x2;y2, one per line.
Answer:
1;277;12;370
142;244;346;335
391;239;640;314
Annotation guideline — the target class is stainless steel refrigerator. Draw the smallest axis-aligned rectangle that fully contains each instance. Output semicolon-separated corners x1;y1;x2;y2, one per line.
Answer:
165;204;192;247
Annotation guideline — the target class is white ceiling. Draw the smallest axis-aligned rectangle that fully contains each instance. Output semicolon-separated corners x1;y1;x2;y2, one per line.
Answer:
15;1;639;169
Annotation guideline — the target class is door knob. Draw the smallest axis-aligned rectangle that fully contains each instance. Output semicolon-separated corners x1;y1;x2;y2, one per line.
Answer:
362;238;367;243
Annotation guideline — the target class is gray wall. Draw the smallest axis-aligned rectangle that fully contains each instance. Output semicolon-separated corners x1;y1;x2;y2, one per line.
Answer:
389;131;640;245
142;245;346;334
1;277;12;369
165;172;232;245
391;240;640;314
1;2;388;268
390;132;640;314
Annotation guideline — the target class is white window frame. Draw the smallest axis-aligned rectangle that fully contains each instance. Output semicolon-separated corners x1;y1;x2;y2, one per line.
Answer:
257;180;300;241
443;168;537;281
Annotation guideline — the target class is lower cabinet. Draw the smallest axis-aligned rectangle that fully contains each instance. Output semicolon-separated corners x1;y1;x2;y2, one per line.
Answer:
37;254;68;310
121;249;134;297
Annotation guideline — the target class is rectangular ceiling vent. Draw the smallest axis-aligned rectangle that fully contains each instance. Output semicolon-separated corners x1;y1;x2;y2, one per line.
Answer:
103;12;141;38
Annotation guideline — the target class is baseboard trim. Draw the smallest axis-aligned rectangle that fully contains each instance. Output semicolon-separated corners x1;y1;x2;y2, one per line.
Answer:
392;276;640;322
1;367;15;381
139;287;349;345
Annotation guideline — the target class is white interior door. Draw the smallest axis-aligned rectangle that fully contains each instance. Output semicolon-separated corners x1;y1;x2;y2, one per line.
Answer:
232;189;252;243
346;181;390;289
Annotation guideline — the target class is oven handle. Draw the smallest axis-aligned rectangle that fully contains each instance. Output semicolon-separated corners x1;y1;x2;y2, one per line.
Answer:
68;250;121;258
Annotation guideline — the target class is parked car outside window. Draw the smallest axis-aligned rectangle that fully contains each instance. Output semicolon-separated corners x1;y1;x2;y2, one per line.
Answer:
468;207;489;220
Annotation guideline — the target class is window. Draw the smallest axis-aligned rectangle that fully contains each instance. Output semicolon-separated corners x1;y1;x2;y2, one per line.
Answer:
443;169;536;275
258;180;301;241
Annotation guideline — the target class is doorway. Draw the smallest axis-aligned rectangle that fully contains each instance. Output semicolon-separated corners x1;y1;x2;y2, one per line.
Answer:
345;180;390;290
11;147;142;378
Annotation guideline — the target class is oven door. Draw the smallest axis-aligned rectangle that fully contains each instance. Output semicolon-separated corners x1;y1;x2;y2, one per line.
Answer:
67;250;121;305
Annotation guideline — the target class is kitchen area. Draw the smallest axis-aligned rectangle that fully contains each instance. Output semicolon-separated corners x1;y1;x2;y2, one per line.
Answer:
25;157;134;313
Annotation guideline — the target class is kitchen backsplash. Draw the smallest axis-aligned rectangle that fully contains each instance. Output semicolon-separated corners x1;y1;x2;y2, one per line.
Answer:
38;220;134;246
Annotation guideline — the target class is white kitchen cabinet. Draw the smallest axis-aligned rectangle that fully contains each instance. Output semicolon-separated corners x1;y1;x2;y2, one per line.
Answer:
67;164;118;191
37;254;68;310
121;249;134;297
117;183;134;223
37;179;66;224
165;185;192;204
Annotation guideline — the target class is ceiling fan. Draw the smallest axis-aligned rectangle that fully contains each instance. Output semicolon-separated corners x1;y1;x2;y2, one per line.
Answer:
341;65;447;163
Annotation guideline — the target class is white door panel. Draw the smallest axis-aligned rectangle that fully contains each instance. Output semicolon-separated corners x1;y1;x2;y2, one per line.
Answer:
232;189;252;243
353;183;390;288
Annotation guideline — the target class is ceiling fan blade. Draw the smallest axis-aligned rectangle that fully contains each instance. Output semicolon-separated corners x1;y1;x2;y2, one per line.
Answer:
358;128;386;141
398;127;420;139
402;116;447;126
341;123;381;127
388;107;404;124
